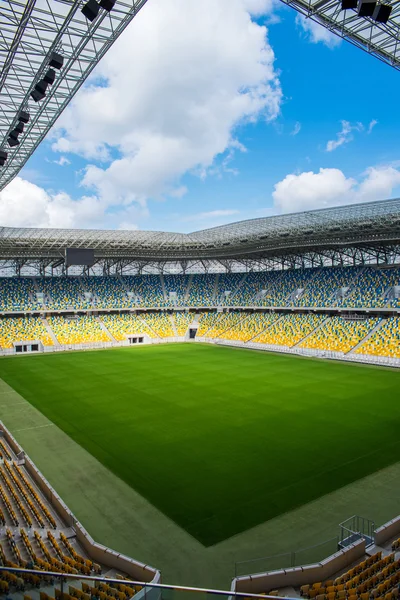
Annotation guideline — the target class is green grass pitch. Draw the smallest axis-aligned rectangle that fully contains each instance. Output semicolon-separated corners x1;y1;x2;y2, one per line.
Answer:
1;343;399;547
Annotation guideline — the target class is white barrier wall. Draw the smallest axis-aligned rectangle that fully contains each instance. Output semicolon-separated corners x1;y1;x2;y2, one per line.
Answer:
374;515;400;546
232;539;366;594
211;339;400;368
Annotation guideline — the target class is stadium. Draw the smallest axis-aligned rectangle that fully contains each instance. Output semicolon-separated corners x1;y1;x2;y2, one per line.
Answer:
1;1;400;600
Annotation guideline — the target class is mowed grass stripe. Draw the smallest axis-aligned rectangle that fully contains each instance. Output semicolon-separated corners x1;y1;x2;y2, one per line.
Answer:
0;343;399;546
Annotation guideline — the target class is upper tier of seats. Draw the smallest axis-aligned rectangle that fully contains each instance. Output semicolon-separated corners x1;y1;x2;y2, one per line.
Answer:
1;267;399;312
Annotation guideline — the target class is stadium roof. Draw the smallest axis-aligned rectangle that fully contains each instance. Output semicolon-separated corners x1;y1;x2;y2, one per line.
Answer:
280;0;400;71
0;0;148;191
1;198;400;264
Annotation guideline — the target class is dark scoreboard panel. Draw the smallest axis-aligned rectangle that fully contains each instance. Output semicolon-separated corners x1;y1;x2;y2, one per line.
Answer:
65;248;95;266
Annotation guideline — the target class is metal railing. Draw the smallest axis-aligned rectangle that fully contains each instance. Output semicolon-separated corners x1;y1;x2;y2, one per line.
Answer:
0;567;296;600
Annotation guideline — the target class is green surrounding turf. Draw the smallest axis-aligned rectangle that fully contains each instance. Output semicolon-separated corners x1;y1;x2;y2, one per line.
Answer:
0;344;399;547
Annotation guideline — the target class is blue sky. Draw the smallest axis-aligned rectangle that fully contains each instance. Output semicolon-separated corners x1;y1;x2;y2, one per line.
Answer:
2;0;400;232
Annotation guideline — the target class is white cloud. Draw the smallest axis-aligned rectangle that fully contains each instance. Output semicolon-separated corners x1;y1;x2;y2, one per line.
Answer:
53;156;71;166
368;119;378;134
326;120;364;152
0;177;146;230
291;121;301;136
273;165;400;213
296;14;341;49
52;0;282;207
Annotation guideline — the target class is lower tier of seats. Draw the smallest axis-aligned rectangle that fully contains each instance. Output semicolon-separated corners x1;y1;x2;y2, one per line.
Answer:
0;312;398;360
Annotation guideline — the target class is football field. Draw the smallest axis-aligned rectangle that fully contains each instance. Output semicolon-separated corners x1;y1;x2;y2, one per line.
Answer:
0;343;399;547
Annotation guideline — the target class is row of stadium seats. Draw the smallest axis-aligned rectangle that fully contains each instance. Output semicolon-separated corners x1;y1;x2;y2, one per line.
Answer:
299;316;380;353
355;317;400;358
0;317;54;348
1;268;400;311
252;313;325;346
220;312;280;342
101;314;157;340
299;552;400;600
0;312;399;358
47;316;110;345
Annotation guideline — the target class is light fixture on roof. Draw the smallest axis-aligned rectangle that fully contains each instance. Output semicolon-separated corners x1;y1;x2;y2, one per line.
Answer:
7;137;19;147
49;52;64;70
30;79;48;102
14;122;24;135
8;128;20;141
100;0;116;10
82;0;100;21
44;68;56;85
357;0;376;16
18;111;30;123
0;150;7;167
341;0;357;8
372;3;392;22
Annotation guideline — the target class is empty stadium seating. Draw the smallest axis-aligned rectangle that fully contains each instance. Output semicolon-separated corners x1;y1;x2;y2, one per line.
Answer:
356;317;400;358
124;276;164;308
0;317;53;349
0;267;399;360
0;267;399;313
198;311;246;338
253;313;325;347
82;277;129;309
38;277;89;311
0;278;39;312
340;268;400;309
221;312;280;342
140;312;175;337
100;314;156;340
0;431;149;598
186;275;217;306
299;316;379;353
299;552;400;600
48;316;111;345
173;312;193;335
163;275;190;307
295;267;363;308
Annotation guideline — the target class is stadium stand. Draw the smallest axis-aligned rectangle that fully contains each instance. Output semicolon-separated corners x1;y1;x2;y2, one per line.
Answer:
82;277;129;309
215;273;244;305
299;552;400;600
0;424;158;593
0;267;400;362
355;317;400;358
0;317;53;349
163;275;190;307
229;272;273;307
124;276;165;308
299;316;380;353
261;269;316;308
295;267;363;308
100;314;156;340
48;316;111;345
172;312;193;335
196;312;224;336
0;278;38;312
221;312;280;342
186;275;217;306
252;313;325;346
140;312;175;337
199;311;246;339
38;277;89;311
340;267;400;309
0;268;400;313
